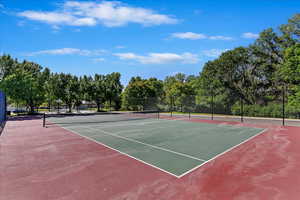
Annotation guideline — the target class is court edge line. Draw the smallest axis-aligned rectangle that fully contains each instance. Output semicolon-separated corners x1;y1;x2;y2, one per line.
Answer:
87;127;206;162
47;121;267;179
177;128;268;178
51;124;184;178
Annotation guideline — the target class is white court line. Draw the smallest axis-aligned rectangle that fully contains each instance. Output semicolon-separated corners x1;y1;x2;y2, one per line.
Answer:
53;124;183;178
49;118;180;130
47;120;268;178
85;126;206;162
177;128;267;178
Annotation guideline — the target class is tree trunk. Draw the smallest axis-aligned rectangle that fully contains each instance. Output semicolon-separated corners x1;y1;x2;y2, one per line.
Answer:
48;101;52;112
97;102;100;112
29;105;34;114
68;104;72;113
109;99;112;111
28;97;35;114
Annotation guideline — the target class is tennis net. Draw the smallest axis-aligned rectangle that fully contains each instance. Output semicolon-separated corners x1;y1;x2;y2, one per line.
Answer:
43;111;160;127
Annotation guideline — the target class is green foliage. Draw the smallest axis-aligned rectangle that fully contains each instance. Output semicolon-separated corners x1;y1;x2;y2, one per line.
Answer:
0;54;19;80
232;103;283;118
196;14;300;118
0;54;124;113
162;73;196;112
280;43;300;84
0;66;44;113
122;77;163;111
105;72;123;110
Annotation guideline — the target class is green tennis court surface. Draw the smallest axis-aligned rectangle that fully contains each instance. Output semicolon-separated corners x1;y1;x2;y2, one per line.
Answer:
46;114;265;177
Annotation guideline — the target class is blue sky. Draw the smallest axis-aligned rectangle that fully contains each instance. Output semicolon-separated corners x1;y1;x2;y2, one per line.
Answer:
1;0;299;85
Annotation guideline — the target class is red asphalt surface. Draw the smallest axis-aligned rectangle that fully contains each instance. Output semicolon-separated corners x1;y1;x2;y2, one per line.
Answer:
1;116;300;200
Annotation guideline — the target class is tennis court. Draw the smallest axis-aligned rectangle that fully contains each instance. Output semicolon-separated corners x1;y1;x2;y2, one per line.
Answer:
45;113;265;177
3;114;300;200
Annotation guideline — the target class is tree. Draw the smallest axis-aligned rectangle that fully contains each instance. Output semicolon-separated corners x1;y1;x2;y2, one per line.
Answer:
279;14;300;48
280;43;300;84
250;29;284;98
0;67;44;113
92;74;106;112
105;72;123;111
42;68;54;110
122;77;163;111
280;44;300;116
80;75;94;103
163;73;195;112
53;73;78;113
0;54;18;80
72;76;82;111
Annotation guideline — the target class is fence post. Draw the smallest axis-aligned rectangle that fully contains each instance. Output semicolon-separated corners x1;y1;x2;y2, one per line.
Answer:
282;85;285;126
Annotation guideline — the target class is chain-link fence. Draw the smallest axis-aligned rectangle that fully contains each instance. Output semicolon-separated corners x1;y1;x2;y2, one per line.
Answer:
124;88;298;126
156;86;299;126
38;87;300;126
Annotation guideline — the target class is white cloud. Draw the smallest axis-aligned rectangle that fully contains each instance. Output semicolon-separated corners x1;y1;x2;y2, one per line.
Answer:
18;11;80;25
18;1;178;28
242;32;259;39
171;32;206;40
171;32;233;40
115;45;126;49
52;25;61;30
26;48;106;56
114;52;199;64
92;58;105;62
202;49;229;58
208;35;233;40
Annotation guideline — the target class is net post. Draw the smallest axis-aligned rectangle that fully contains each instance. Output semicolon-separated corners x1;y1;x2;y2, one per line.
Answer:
157;111;160;119
43;113;46;127
189;112;191;119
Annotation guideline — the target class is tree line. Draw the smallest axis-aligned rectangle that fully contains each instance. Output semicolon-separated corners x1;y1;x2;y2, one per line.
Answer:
0;57;123;113
123;14;300;117
198;14;300;117
0;14;299;118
